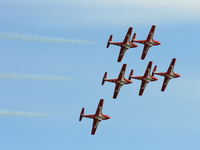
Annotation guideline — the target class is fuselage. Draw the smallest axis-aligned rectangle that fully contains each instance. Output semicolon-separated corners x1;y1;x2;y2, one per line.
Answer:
133;76;158;82
84;114;110;121
136;40;161;46
155;72;180;79
111;41;138;49
106;78;132;85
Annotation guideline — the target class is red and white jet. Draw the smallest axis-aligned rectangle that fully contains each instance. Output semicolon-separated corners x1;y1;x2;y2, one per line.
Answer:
79;99;110;135
133;25;161;60
152;58;180;91
106;27;138;62
129;61;158;96
102;64;132;99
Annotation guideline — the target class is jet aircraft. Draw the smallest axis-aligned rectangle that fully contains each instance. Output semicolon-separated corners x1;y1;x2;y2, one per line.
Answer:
79;99;110;135
132;25;161;60
106;27;138;62
152;58;180;91
102;64;132;99
129;61;158;96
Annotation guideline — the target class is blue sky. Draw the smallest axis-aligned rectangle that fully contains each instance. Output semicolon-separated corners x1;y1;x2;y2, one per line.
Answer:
0;0;200;149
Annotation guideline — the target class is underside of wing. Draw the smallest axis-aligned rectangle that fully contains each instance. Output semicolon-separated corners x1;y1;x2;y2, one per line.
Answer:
161;77;171;91
167;58;176;74
143;61;153;78
122;27;133;44
117;64;127;80
146;25;155;42
139;80;148;96
117;47;128;62
95;99;104;116
113;83;122;99
91;119;100;135
141;44;150;60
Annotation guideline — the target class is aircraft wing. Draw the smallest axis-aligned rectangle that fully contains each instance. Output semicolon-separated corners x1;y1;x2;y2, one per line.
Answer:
139;80;148;96
122;27;133;44
141;44;151;60
146;25;155;42
113;83;122;99
166;58;176;74
95;99;104;116
143;61;153;78
117;47;128;62
161;76;171;91
91;119;100;135
117;64;127;80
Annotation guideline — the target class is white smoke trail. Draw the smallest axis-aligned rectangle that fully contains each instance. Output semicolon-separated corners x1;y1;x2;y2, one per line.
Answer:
0;32;98;44
0;110;60;117
0;73;74;81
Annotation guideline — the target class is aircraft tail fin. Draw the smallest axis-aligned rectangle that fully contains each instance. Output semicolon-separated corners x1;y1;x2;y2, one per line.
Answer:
106;35;112;48
102;72;107;85
131;33;136;42
152;65;157;76
79;108;84;121
129;69;134;80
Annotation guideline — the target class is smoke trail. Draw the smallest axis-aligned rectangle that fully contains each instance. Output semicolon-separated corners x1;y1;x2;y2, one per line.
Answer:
0;110;60;117
0;32;98;44
0;73;74;81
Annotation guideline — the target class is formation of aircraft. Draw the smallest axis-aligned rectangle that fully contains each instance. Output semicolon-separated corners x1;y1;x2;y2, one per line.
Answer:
79;99;110;135
107;25;161;62
102;64;132;99
80;25;180;135
106;27;138;62
152;58;181;91
129;61;158;96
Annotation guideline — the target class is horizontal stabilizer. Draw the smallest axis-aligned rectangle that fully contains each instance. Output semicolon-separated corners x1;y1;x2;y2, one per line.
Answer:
79;108;84;121
106;35;112;48
102;72;107;85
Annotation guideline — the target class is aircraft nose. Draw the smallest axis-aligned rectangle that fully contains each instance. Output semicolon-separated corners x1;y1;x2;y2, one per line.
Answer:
175;73;181;77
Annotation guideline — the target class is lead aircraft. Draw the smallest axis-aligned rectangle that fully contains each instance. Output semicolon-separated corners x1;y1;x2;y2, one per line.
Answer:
152;58;180;91
102;64;132;99
132;25;161;60
106;27;138;62
79;99;110;135
129;61;158;96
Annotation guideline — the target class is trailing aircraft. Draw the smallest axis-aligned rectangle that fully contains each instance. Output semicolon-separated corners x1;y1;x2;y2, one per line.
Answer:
79;99;110;135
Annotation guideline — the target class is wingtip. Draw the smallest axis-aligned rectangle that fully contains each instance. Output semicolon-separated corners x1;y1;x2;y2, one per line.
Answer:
148;61;153;68
172;58;176;61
